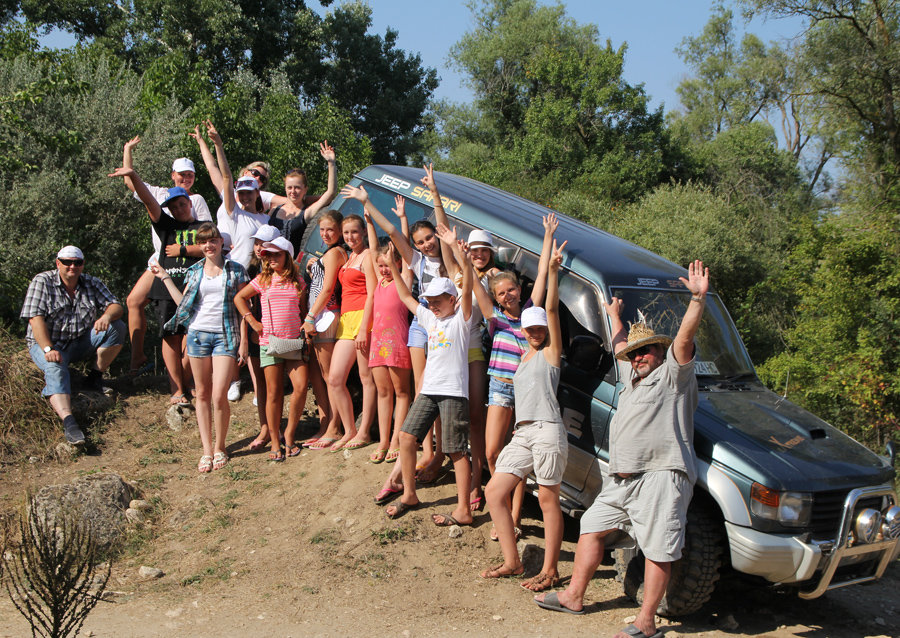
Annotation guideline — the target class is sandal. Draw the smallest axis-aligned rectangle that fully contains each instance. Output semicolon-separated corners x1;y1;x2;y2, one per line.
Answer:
369;448;388;464
385;448;400;463
521;572;560;592
170;393;191;405
212;452;228;470
198;455;213;473
386;500;419;519
480;563;524;579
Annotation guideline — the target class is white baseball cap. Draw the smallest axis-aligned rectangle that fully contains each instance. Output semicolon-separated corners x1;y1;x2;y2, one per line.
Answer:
172;158;195;173
235;176;260;191
252;225;281;242
521;306;548;329
261;236;294;258
57;246;84;260
421;277;458;299
467;229;495;251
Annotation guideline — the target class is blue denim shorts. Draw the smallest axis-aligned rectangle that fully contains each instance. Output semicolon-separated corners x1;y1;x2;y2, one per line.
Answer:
407;316;427;349
186;329;235;359
487;375;515;408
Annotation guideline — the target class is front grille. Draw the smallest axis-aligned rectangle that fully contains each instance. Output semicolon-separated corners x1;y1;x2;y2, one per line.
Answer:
810;490;886;541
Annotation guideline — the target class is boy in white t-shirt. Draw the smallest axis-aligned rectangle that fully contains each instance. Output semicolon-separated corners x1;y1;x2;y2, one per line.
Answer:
384;225;475;527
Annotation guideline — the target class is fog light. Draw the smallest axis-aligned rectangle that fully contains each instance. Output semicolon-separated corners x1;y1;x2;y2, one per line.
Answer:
855;508;883;544
882;506;900;539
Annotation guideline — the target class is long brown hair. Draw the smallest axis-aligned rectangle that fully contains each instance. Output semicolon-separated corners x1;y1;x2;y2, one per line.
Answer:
259;252;304;296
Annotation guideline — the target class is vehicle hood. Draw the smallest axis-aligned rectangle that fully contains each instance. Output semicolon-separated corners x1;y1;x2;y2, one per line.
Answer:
694;385;893;491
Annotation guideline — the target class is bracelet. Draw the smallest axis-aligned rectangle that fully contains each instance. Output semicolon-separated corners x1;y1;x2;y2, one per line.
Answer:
162;276;171;281
690;295;705;303
242;311;252;318
179;245;187;257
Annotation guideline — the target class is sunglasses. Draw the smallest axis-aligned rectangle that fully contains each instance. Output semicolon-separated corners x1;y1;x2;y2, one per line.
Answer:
626;345;654;361
248;169;267;181
59;258;84;267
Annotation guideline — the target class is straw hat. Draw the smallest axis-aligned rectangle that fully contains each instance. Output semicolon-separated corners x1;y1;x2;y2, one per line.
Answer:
616;321;673;361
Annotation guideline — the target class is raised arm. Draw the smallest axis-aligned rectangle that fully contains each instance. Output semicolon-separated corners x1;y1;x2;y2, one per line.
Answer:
470;259;496;318
602;294;628;357
304;141;338;220
422;164;455;272
108;166;163;222
545;239;567;365
530;212;558;307
121;136;140;193
190;124;222;192
340;184;414;264
674;260;709;365
207;120;236;218
393;195;410;241
388;251;420;314
437;224;471;321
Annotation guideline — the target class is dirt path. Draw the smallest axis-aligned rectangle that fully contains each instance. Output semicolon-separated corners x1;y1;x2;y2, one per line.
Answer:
0;384;897;637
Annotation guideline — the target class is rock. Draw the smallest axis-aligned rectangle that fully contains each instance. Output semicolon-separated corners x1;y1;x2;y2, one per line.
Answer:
492;615;502;621
448;525;463;538
342;449;352;460
29;456;39;464
125;508;146;524
30;473;135;554
333;517;343;524
623;615;637;624
165;404;191;431
721;614;739;631
520;543;544;574
139;566;164;579
129;499;152;511
54;442;79;461
875;617;886;626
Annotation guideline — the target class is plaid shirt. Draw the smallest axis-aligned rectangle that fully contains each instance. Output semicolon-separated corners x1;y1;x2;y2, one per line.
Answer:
21;270;119;348
164;259;250;352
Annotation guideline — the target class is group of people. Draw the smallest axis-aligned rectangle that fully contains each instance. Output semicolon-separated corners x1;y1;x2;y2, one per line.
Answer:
20;123;710;638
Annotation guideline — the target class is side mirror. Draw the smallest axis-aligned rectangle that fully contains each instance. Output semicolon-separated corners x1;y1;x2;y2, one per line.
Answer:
567;334;603;371
886;440;896;470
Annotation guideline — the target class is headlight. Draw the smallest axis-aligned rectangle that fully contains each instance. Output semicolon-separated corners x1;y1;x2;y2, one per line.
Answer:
854;509;882;544
750;482;812;526
881;506;900;539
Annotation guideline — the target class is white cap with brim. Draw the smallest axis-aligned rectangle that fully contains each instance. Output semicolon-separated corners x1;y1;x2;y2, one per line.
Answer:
235;176;260;191
467;229;496;251
421;277;458;299
172;158;195;173
261;236;294;259
57;245;84;260
521;306;548;329
252;225;281;242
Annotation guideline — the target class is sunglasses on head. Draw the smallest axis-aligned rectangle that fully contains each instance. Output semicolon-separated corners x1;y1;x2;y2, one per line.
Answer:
626;345;654;361
59;258;84;267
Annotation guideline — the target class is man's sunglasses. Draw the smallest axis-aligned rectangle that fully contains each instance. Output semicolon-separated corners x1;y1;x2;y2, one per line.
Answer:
248;169;267;181
626;345;654;361
59;259;84;267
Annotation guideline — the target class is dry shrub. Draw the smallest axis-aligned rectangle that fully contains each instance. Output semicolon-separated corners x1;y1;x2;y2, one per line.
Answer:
0;325;58;462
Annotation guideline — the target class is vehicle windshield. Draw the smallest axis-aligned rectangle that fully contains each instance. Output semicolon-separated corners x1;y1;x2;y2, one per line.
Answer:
610;287;755;378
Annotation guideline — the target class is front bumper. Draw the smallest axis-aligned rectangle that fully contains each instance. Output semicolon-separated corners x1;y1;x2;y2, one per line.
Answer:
725;486;899;599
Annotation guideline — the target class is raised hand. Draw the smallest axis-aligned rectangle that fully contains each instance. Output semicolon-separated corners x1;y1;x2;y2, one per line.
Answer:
391;194;406;218
549;239;567;271
679;259;710;298
435;223;457;246
421;163;436;190
204;119;221;146
189;125;203;143
340;184;368;203
543;212;559;235
124;135;141;152
601;294;624;319
149;263;170;280
319;140;335;162
108;166;136;178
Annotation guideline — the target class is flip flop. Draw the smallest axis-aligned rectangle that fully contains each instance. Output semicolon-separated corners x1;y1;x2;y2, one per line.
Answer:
385;448;400;463
212;452;229;470
373;485;402;505
386;500;419;519
286;444;302;457
369;448;388;463
470;495;484;511
307;437;337;450
480;563;525;579
300;437;320;448
329;440;347;453
534;591;585;615
432;513;470;527
268;451;285;462
619;624;662;638
170;393;191;405
343;439;373;450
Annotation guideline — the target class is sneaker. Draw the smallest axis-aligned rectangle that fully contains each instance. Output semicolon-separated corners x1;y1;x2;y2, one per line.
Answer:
227;380;241;402
64;423;86;446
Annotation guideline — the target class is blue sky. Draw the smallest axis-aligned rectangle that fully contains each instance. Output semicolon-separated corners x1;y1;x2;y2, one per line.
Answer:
40;1;806;115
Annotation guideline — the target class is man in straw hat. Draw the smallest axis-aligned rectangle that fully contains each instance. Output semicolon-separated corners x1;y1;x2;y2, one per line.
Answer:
535;260;709;638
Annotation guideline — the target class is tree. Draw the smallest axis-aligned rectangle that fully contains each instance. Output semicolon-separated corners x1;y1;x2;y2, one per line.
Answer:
15;0;437;162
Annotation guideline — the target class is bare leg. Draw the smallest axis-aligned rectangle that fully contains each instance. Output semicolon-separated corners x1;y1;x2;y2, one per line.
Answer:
534;530;613;612
191;356;214;457
524;483;563;588
126;271;153;370
388;367;411;450
263;362;285;454
248;355;269;443
314;341;342;440
350;347;376;443
284;361;309;450
617;559;671;638
307;348;331;438
468;359;487;508
94;344;122;372
211;355;236;456
326;339;359;447
409;346;431;464
48;393;73;420
161;334;186;397
371;365;394;453
432;451;472;525
385;430;420;516
482;472;523;575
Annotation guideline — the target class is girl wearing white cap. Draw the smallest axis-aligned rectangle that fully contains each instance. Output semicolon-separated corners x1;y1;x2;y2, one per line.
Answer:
480;238;567;591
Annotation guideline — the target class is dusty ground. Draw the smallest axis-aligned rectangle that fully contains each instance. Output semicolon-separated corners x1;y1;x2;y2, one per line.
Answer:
0;375;897;638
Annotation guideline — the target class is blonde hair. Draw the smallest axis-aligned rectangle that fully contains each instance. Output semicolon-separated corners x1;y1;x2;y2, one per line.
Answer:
488;271;519;298
259;254;304;296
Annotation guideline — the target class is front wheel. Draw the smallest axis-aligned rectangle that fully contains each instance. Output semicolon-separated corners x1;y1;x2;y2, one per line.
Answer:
614;502;725;617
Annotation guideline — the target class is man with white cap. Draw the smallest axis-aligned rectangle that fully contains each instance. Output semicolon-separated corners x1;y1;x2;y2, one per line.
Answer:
535;260;710;638
119;136;212;376
21;246;126;445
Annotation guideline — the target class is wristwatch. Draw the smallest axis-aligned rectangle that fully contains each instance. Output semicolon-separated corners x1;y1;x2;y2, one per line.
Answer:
43;345;52;353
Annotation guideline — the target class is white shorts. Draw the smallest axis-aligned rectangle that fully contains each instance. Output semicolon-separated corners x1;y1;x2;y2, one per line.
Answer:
579;470;693;562
494;420;567;486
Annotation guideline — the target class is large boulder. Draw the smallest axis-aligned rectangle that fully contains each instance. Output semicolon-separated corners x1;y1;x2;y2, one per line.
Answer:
30;473;136;554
